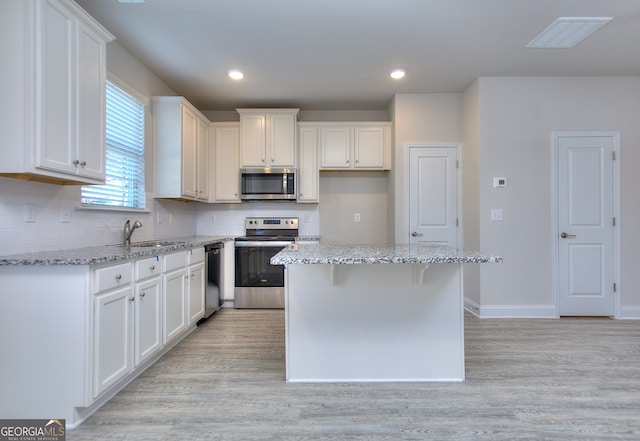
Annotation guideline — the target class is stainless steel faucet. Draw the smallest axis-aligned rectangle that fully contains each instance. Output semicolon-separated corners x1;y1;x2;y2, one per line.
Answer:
123;220;143;246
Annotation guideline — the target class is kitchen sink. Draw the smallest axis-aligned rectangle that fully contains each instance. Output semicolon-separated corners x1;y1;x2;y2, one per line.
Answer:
130;240;188;248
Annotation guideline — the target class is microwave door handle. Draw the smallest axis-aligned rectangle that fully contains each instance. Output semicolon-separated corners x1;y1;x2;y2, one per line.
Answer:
283;173;287;195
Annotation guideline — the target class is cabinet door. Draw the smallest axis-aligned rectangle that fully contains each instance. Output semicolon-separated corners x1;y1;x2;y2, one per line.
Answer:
76;20;106;180
240;114;266;166
269;113;296;167
163;268;188;344
354;127;385;169
94;286;133;398
135;277;162;366
320;127;351;169
181;106;198;198
188;262;205;324
196;117;210;201
298;127;319;203
213;125;241;202
36;0;76;175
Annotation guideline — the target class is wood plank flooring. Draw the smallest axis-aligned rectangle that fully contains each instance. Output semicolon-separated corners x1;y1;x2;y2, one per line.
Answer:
68;309;640;441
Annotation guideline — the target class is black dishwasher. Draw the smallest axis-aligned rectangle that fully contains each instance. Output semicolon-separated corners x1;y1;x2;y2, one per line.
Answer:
202;242;224;321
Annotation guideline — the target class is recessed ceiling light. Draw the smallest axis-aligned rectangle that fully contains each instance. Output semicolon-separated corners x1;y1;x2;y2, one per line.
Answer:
527;17;612;48
390;68;406;79
117;0;145;3
228;69;244;80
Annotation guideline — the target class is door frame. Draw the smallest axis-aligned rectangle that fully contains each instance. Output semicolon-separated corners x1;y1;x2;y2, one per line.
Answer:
551;131;621;318
404;142;462;247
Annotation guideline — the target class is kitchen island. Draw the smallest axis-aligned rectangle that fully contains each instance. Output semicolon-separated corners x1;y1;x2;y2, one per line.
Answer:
271;243;502;382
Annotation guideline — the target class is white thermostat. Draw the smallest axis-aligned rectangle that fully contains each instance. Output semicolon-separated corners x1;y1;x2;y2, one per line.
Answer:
493;177;507;188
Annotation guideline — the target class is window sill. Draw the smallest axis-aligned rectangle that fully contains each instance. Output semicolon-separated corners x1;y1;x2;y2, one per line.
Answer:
76;205;151;214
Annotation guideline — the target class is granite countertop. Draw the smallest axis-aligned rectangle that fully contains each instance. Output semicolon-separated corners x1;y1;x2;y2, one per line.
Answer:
0;236;234;266
271;243;503;265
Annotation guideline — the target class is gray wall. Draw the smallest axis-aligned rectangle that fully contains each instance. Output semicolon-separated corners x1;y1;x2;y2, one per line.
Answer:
318;171;389;244
474;76;640;317
391;78;640;317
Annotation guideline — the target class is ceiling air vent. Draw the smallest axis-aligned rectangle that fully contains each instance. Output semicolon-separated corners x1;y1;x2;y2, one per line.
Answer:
527;17;612;48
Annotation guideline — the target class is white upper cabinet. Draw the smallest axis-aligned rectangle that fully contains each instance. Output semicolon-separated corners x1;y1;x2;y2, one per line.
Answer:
211;123;241;203
297;125;320;203
320;127;352;169
319;123;391;170
238;109;299;168
0;0;114;184
353;127;387;168
153;97;211;202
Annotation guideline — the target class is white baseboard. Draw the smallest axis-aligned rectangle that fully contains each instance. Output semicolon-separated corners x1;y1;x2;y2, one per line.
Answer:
465;297;640;320
618;306;640;319
464;297;556;318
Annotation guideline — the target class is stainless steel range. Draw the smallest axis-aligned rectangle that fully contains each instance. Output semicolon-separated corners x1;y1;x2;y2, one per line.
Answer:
234;217;298;309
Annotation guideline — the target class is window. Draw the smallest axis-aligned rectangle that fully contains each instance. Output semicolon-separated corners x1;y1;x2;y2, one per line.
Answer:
82;79;146;209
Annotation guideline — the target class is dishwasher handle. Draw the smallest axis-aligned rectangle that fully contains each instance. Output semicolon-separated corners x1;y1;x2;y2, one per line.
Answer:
204;242;224;252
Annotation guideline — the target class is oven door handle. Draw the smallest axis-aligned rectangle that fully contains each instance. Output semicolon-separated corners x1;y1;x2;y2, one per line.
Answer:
235;241;294;247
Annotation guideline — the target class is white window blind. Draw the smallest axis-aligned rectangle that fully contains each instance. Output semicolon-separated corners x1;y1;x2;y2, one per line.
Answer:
82;80;146;209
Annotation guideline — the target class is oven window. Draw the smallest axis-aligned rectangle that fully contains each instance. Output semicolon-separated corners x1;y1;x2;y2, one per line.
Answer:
235;246;285;287
242;173;286;195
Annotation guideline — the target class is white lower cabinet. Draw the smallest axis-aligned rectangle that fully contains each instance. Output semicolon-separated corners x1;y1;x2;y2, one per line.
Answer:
135;278;162;365
163;250;188;344
93;261;133;398
93;283;134;398
187;248;206;324
0;247;206;428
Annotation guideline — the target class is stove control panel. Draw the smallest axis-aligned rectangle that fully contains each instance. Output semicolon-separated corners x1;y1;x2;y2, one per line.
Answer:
245;217;298;229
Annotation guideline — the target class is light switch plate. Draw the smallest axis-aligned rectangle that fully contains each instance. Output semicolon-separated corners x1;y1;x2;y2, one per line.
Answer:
491;209;504;222
493;177;507;188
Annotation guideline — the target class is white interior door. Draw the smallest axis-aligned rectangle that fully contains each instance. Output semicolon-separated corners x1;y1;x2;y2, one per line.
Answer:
556;133;616;316
408;146;458;246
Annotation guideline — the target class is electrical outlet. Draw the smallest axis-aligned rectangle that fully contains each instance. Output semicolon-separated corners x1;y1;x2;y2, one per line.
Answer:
156;212;163;224
354;213;361;223
24;203;36;223
304;214;311;223
209;214;217;223
491;209;504;222
60;207;71;223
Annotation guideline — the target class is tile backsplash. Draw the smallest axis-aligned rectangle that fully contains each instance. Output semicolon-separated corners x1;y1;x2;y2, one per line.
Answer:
0;177;319;255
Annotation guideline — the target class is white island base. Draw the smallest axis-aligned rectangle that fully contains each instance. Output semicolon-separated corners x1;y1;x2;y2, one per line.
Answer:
284;263;465;382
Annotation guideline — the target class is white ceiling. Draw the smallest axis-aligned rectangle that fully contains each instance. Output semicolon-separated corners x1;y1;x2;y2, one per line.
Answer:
75;0;640;111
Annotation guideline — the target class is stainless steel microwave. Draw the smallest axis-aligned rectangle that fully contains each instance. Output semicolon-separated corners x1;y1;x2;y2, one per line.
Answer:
240;168;296;201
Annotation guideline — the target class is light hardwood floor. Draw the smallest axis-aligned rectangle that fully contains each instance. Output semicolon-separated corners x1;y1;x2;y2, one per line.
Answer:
68;309;640;441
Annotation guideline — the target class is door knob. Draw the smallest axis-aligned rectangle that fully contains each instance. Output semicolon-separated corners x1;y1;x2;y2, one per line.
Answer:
411;231;423;237
560;232;576;239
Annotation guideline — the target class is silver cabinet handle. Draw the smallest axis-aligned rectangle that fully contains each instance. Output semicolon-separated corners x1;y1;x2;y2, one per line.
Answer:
149;265;156;271
128;297;135;302
115;274;122;281
411;231;423;237
140;292;146;298
560;232;576;238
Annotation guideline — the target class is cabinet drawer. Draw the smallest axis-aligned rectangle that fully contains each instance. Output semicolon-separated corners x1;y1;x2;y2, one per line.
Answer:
188;247;205;265
135;256;161;281
163;251;187;272
95;262;132;293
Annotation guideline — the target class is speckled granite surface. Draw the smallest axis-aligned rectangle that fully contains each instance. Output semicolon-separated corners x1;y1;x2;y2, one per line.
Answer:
271;243;503;265
0;236;234;266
